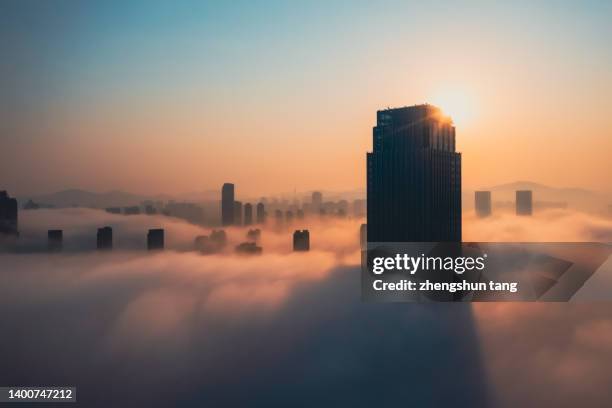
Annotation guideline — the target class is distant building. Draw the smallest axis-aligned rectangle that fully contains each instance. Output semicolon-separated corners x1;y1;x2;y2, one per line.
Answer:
48;230;63;252
235;242;262;255
293;230;310;251
97;226;113;250
195;235;218;254
23;199;40;210
106;207;121;214
256;202;265;224
285;210;293;224
274;209;283;225
124;206;140;215
244;203;253;225
296;209;304;219
367;105;461;242
475;191;492;217
516;190;533;216
234;201;243;226
312;191;322;213
222;183;235;226
147;229;164;250
0;191;18;236
246;228;261;242
210;230;227;248
144;205;156;215
165;202;204;225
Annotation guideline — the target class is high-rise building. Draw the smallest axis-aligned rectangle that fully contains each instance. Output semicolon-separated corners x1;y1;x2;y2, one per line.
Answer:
97;226;113;250
311;191;322;212
516;190;533;216
367;105;462;242
221;183;235;226
147;229;164;250
274;209;283;225
233;201;243;226
0;191;18;236
296;209;304;219
244;203;253;225
210;229;227;248
246;228;261;242
293;230;310;251
285;210;293;224
256;202;265;224
48;230;63;251
475;191;492;217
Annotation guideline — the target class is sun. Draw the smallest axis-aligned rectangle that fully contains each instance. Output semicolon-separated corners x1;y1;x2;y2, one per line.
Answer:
430;88;476;128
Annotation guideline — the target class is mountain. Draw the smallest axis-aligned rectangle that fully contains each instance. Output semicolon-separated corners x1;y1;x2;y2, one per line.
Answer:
19;189;157;208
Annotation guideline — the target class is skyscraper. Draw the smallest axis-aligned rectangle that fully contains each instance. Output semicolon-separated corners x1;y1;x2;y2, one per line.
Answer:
233;201;243;226
311;191;322;212
367;105;462;242
516;190;533;216
97;226;113;250
293;230;310;251
221;183;235;226
48;230;63;251
0;191;18;236
475;191;492;217
256;202;265;224
147;229;164;250
244;203;253;225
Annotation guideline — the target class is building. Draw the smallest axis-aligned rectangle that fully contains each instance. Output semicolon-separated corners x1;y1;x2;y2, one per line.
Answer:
516;190;533;216
97;226;113;250
366;105;461;242
244;203;253;225
296;209;304;219
274;209;283;225
123;206;140;215
221;183;235;226
246;228;261;242
285;210;293;224
106;207;121;214
0;191;18;236
360;223;367;250
293;230;310;251
256;202;265;224
210;229;227;248
233;201;243;226
147;229;164;250
475;191;492;217
235;242;262;255
195;235;218;254
353;199;367;218
48;230;63;251
311;191;322;212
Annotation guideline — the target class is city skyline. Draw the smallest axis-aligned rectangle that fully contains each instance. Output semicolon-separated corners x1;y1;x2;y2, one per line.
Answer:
1;1;611;197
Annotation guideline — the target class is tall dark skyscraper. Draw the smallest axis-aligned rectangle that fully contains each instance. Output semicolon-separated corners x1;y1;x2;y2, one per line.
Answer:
244;203;253;225
516;190;533;216
475;191;492;217
97;226;113;250
221;183;235;226
0;191;18;236
48;230;63;252
293;230;310;251
367;104;462;242
234;201;243;226
256;202;265;224
147;229;164;250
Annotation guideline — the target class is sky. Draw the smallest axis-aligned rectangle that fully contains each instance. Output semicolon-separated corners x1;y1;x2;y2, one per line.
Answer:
1;0;611;197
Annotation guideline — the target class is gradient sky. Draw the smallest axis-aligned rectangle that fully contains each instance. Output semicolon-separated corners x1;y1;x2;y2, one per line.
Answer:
1;0;611;197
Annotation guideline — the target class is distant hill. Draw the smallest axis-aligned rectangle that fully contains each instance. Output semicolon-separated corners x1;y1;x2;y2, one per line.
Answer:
19;189;154;208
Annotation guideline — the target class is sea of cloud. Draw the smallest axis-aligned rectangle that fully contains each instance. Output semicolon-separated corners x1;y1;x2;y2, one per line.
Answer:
1;208;612;407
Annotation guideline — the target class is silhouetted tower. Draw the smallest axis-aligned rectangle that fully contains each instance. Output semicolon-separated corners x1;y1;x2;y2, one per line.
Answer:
293;230;310;251
516;190;533;216
97;226;113;250
0;191;18;236
147;229;164;250
367;105;461;242
221;183;235;226
475;191;492;217
360;223;367;250
234;201;243;226
311;191;322;212
48;230;63;252
256;202;265;224
244;203;253;225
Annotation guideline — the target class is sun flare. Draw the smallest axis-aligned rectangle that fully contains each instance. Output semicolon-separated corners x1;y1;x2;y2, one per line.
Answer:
430;88;476;128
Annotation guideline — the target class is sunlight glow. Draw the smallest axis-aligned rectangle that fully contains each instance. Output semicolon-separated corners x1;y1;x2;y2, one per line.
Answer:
430;88;476;128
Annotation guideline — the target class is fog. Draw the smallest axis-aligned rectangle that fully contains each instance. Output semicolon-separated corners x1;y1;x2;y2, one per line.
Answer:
1;208;612;407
